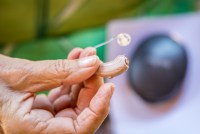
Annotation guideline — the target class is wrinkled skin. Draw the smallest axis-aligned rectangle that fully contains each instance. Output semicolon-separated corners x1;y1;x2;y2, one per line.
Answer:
0;47;115;134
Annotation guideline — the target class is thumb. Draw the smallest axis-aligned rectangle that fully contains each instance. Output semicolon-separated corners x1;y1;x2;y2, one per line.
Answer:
1;55;100;92
75;83;115;134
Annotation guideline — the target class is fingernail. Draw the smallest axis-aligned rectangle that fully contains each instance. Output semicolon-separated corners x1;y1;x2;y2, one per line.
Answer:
101;84;115;97
79;56;98;67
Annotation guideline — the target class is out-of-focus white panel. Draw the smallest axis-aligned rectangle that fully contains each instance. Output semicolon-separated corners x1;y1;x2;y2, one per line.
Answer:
107;12;200;134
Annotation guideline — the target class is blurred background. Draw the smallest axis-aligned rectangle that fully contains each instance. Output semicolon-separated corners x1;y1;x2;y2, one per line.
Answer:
0;0;199;134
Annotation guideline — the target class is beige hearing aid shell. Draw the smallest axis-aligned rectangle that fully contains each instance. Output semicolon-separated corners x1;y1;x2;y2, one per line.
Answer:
96;55;129;78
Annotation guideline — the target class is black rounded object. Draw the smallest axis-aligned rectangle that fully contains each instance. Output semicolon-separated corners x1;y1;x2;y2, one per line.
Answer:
128;34;187;102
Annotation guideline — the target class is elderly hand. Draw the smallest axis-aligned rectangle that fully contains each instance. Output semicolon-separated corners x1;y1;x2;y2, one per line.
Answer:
0;47;114;134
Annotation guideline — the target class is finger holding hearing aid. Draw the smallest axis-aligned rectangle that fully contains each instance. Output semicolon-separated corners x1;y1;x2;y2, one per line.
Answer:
94;33;131;78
